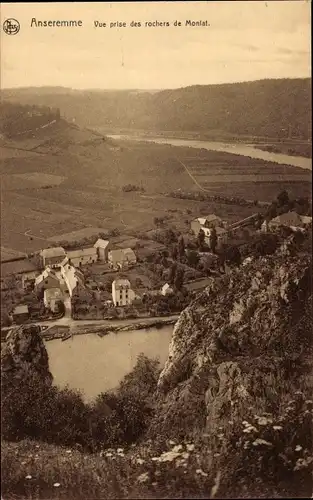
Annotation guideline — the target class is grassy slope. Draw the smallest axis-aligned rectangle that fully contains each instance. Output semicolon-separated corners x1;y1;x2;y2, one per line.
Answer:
1;78;311;140
0;114;311;255
2;439;217;500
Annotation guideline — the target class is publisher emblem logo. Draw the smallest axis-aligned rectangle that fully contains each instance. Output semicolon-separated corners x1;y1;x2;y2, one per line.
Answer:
3;18;20;35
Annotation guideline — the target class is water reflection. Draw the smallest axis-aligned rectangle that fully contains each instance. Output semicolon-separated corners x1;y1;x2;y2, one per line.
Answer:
45;326;173;402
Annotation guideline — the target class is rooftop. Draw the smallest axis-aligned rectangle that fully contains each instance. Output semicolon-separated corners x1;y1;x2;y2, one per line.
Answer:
270;211;302;226
94;238;110;249
13;304;29;315
109;248;136;261
1;259;39;278
112;278;131;287
35;267;58;285
67;247;97;259
196;214;222;225
40;247;66;258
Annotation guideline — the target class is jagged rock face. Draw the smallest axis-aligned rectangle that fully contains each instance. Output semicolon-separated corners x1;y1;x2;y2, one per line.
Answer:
1;324;53;383
153;251;312;438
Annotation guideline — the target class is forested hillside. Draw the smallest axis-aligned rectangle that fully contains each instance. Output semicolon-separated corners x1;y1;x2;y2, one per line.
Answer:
0;102;61;138
1;78;311;140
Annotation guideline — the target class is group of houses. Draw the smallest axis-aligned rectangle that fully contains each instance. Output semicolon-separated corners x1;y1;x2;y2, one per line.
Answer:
190;211;312;248
12;237;139;322
10;208;312;324
190;214;228;250
261;211;312;233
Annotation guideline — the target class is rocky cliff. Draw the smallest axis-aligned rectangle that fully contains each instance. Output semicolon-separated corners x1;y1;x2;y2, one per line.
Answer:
153;237;312;439
1;324;52;383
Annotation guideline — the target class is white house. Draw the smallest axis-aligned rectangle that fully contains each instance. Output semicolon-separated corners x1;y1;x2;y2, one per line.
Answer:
44;288;63;313
191;214;223;236
67;247;98;267
108;248;137;270
161;283;174;296
94;238;110;261
112;278;135;307
59;263;84;297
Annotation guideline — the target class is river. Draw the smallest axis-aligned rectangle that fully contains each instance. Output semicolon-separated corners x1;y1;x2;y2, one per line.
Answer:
45;325;173;402
107;134;312;171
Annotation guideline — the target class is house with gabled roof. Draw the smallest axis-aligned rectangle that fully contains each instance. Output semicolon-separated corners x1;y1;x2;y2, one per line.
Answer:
262;211;313;233
191;214;223;236
35;267;60;292
108;248;137;270
40;247;66;268
67;247;98;267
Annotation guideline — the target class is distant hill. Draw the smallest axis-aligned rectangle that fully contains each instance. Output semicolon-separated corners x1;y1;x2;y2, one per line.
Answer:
1;78;311;140
0;101;61;138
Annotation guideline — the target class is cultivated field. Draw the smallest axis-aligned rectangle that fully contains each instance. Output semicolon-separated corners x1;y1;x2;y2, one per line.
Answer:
1;121;311;256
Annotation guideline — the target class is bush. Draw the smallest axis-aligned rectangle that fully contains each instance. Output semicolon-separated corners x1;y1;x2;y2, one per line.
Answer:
122;184;144;193
1;372;91;448
2;354;160;452
216;393;313;498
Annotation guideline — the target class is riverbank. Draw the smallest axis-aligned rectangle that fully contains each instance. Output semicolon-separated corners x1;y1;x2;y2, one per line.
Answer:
1;315;179;343
107;134;312;170
42;316;179;341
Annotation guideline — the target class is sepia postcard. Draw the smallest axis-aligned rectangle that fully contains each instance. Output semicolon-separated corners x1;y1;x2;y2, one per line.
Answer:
0;1;312;499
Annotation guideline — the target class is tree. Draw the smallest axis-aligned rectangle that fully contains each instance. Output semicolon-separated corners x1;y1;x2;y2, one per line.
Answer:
277;190;290;208
186;250;200;268
197;228;205;250
266;202;278;221
224;245;241;266
171;245;178;260
178;236;185;260
209;227;218;254
168;263;177;285
174;266;184;291
255;234;279;256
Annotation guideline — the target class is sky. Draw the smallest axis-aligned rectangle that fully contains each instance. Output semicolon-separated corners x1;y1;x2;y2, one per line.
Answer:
1;1;311;90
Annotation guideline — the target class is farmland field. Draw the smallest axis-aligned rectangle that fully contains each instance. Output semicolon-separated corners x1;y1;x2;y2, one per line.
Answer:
0;121;311;256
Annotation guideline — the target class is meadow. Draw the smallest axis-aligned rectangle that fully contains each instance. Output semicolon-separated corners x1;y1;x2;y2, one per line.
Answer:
0;121;311;257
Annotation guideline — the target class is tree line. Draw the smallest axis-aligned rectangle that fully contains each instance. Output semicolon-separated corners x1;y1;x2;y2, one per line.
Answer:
0;102;61;138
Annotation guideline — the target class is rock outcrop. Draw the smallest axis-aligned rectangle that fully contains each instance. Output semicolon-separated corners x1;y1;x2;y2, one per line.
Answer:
153;244;312;439
1;324;53;383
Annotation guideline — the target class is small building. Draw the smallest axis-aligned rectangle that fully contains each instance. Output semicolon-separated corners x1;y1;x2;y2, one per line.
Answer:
108;248;137;270
44;288;64;313
268;211;304;231
12;305;29;324
35;267;60;292
161;283;174;296
112;278;135;307
94;238;110;261
191;214;223;235
40;247;66;268
67;247;98;267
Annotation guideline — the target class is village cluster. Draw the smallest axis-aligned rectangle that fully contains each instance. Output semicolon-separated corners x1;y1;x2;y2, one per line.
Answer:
6;208;312;326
